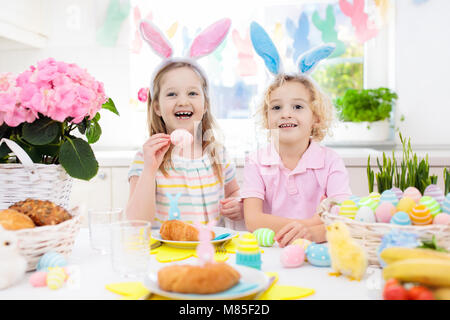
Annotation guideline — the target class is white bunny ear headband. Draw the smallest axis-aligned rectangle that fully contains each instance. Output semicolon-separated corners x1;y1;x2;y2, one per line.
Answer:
139;18;231;99
249;21;335;76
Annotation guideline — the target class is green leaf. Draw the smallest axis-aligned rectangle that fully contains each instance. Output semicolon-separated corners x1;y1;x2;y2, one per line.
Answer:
86;121;102;144
59;137;98;181
22;117;60;145
102;98;119;116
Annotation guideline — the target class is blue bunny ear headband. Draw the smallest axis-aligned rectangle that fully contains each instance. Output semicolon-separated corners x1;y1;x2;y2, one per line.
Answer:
250;21;335;76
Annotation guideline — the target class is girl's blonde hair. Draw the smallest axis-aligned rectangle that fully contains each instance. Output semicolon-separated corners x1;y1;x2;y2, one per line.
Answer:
258;73;334;141
147;61;224;184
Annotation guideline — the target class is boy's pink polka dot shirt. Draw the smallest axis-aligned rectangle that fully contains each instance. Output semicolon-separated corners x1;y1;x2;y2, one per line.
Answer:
241;140;352;220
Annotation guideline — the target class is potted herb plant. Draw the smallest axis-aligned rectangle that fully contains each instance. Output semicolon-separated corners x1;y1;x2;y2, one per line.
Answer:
332;87;398;142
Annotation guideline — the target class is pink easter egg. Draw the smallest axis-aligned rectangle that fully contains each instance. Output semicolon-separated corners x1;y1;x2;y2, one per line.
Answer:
280;245;305;268
375;202;396;223
390;187;403;200
330;205;340;216
170;129;193;146
29;271;47;287
424;184;445;205
433;213;450;225
403;187;422;203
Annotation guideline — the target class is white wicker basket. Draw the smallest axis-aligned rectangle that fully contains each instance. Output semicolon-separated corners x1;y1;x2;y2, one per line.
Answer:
319;200;450;267
15;207;82;271
0;138;80;271
0;138;72;210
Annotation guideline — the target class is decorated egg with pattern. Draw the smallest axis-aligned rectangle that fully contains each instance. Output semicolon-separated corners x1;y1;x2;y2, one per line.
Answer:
380;190;399;206
36;251;67;271
403;187;422;203
369;192;381;204
46;267;67;290
409;205;433;225
424;184;445;205
358;196;378;211
443;193;450;214
253;228;275;247
375;202;396;223
349;195;360;206
339;200;358;219
280;245;305;268
390;187;403;200
419;196;441;217
29;271;48;287
433;213;450;225
397;197;416;214
292;238;312;251
305;243;331;267
355;206;375;223
391;211;412;226
170;129;193;146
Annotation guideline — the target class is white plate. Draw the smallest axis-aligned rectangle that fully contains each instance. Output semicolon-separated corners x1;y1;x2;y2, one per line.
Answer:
152;226;238;248
144;264;269;300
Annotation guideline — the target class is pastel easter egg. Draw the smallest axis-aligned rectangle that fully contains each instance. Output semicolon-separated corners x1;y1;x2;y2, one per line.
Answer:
349;195;360;206
410;205;433;225
339;200;358;219
369;192;381;204
292;238;312;251
433;213;450;225
355;206;376;223
380;190;399;206
397;197;416;214
358;196;378;211
36;251;67;271
391;211;412;226
46;267;67;290
390;187;403;200
443;193;450;214
419;196;441;217
375;202;396;223
305;243;331;267
424;184;445;206
280;245;305;268
170;129;193;146
330;205;340;216
403;187;422;203
29;271;48;287
253;228;275;247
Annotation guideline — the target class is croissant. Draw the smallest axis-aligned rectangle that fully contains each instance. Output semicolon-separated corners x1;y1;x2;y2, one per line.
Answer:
158;262;240;294
159;220;215;241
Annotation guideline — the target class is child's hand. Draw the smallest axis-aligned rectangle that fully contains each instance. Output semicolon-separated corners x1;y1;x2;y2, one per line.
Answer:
142;133;171;173
274;221;312;248
219;198;243;221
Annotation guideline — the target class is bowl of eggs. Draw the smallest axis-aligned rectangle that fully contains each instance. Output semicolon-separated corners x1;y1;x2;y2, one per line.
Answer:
320;185;450;266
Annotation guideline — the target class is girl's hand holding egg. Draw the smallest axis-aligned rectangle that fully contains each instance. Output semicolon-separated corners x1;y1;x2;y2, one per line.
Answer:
142;133;171;173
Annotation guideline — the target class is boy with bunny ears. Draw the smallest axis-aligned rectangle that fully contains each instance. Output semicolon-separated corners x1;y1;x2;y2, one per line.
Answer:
127;19;245;229
241;22;352;246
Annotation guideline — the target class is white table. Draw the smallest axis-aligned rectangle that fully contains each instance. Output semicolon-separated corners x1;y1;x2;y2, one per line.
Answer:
0;228;383;300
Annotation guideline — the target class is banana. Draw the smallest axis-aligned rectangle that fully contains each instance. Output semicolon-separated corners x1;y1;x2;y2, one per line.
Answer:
432;287;450;300
382;258;450;287
380;247;450;265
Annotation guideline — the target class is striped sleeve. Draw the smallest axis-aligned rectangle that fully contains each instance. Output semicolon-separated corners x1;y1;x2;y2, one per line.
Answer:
221;149;236;185
128;150;144;180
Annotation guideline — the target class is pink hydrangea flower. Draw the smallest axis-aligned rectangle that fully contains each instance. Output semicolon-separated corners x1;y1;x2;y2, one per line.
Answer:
138;87;149;103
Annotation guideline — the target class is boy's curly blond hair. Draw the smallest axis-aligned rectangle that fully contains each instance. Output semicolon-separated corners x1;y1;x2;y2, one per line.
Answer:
258;73;334;141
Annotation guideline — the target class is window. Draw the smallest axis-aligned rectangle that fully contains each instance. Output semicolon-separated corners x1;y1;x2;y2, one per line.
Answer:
128;0;394;156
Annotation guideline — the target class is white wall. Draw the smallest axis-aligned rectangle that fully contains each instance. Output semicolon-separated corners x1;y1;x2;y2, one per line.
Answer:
0;0;449;150
394;0;450;147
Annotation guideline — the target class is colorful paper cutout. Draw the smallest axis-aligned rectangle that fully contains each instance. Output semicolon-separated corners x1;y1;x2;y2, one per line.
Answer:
232;29;258;77
312;5;346;58
339;0;378;43
131;7;153;54
166;22;178;39
286;12;311;62
97;0;131;47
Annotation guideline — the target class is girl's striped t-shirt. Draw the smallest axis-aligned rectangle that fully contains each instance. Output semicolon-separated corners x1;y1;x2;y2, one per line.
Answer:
128;149;236;228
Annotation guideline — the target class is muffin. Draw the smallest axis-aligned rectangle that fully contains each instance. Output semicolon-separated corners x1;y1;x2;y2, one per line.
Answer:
9;199;71;226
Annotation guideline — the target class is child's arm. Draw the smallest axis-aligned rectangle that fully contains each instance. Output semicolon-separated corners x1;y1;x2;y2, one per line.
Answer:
126;170;157;221
220;178;243;221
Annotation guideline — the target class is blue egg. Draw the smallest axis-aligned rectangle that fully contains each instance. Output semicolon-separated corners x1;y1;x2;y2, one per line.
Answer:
305;243;331;267
36;251;67;271
442;193;450;214
380;190;399;206
349;195;360;206
390;211;412;226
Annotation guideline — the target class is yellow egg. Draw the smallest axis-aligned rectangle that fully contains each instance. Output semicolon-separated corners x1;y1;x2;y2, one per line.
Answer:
292;238;312;251
339;200;358;219
409;204;432;225
369;192;381;204
397;197;416;214
46;267;67;290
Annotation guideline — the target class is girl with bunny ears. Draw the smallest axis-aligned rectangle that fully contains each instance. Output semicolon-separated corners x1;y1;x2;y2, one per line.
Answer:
127;19;244;228
241;22;352;246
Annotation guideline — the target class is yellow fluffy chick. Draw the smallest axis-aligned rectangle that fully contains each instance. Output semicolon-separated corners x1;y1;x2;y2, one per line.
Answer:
326;222;368;281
